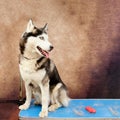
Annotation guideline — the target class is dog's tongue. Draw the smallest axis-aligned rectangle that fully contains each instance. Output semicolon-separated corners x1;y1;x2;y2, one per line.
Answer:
42;50;49;58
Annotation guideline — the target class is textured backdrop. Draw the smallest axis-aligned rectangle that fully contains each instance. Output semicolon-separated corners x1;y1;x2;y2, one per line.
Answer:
0;0;120;100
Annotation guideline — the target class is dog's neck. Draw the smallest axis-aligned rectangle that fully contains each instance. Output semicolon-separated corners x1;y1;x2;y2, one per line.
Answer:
21;50;41;60
22;55;39;60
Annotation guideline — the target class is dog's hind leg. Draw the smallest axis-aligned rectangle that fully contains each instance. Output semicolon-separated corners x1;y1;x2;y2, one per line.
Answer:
48;99;62;112
49;83;66;112
49;83;70;111
49;91;62;112
32;87;42;105
59;87;70;107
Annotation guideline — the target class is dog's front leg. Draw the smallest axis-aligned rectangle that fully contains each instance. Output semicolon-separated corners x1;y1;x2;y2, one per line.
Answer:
39;82;50;118
19;82;32;110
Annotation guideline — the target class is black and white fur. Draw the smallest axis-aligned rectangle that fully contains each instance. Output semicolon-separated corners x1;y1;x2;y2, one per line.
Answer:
19;20;70;117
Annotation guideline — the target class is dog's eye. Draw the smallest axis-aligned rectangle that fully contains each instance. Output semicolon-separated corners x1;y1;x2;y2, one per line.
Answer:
39;36;44;40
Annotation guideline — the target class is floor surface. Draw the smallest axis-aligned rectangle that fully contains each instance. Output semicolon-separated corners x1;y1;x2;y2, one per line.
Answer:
20;99;120;119
0;102;19;120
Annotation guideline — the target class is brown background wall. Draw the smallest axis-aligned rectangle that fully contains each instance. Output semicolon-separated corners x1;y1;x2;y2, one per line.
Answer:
0;0;120;100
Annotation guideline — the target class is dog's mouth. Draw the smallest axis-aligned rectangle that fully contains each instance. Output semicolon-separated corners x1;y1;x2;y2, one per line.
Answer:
37;46;49;58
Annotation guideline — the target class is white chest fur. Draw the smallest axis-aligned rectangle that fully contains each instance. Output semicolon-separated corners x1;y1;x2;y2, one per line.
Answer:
19;58;46;83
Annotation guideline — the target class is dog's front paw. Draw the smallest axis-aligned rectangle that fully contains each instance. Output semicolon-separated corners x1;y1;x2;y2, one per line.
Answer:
19;104;29;110
39;110;48;118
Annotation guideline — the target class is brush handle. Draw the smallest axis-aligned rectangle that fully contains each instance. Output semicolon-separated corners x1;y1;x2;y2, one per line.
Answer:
85;106;96;113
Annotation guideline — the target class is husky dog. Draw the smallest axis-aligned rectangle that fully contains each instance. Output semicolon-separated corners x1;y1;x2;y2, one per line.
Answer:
19;20;70;117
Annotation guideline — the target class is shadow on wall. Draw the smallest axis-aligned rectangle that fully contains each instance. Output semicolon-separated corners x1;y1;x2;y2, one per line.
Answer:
84;0;120;98
87;37;120;98
106;38;120;98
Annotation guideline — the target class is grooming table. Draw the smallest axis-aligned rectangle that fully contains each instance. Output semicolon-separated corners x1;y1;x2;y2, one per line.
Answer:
19;99;120;120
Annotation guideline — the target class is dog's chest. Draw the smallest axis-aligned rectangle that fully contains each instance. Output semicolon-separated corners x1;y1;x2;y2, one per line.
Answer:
19;59;46;82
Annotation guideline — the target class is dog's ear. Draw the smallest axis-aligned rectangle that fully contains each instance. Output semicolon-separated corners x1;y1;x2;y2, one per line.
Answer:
43;23;48;33
26;19;34;33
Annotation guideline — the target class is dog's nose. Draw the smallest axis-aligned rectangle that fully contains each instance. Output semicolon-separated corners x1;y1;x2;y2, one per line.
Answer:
49;46;54;51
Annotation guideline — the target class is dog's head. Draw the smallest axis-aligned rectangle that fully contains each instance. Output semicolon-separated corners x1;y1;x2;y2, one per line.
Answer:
20;19;53;58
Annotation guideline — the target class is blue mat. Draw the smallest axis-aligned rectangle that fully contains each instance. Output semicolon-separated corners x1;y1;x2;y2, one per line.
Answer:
19;99;120;118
